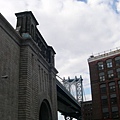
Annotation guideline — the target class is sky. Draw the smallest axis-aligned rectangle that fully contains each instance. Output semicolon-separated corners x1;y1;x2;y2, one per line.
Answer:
1;0;120;119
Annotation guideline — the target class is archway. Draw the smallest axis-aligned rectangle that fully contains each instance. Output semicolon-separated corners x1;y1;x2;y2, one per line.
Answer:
39;99;52;120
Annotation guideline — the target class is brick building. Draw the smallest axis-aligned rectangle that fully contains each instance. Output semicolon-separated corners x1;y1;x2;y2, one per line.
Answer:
0;11;58;120
88;49;120;120
82;100;93;120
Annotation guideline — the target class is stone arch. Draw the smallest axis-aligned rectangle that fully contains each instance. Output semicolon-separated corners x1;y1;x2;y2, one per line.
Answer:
39;99;52;120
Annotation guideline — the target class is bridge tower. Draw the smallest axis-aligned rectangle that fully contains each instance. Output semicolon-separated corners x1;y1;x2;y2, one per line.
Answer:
63;76;83;103
63;76;83;120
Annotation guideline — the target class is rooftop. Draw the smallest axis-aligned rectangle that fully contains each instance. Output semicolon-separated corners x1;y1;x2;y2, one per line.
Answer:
88;47;120;62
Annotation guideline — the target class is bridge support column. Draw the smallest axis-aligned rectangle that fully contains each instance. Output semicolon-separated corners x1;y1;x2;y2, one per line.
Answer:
64;115;73;120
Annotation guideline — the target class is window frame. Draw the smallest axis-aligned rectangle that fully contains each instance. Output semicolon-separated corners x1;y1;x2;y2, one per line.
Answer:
111;106;119;118
102;107;109;119
118;81;120;89
116;68;120;78
115;56;120;66
106;59;113;68
100;84;107;94
107;70;114;79
98;62;104;70
101;95;108;106
99;72;105;82
110;94;117;105
109;82;116;92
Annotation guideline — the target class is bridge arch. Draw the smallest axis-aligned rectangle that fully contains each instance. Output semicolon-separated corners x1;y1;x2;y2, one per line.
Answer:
39;99;52;120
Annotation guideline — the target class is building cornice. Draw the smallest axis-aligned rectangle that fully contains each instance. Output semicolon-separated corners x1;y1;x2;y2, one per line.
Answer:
88;48;120;63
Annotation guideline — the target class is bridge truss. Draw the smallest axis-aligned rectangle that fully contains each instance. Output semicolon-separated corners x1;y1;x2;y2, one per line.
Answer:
62;76;83;104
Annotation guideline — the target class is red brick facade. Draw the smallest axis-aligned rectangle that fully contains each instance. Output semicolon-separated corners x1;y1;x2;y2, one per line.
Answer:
88;50;120;120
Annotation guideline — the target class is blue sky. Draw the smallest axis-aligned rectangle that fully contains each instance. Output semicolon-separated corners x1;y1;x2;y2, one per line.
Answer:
1;0;120;119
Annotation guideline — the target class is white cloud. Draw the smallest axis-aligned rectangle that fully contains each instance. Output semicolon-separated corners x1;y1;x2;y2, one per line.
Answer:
116;0;120;12
1;0;120;119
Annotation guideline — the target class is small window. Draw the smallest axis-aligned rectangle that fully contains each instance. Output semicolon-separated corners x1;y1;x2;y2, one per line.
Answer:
116;68;120;78
102;108;109;119
115;56;120;66
106;59;112;68
109;82;116;92
112;107;119;118
112;106;118;112
112;111;119;118
110;94;117;105
103;112;109;119
98;62;104;70
102;107;108;112
99;72;105;82
100;84;106;94
101;95;108;106
107;70;114;79
118;81;120;89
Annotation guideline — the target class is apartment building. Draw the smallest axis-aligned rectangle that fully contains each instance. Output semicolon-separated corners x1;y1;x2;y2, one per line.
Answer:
88;48;120;120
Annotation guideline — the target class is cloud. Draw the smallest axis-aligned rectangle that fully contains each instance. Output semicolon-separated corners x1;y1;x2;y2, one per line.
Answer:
1;0;120;119
116;0;120;12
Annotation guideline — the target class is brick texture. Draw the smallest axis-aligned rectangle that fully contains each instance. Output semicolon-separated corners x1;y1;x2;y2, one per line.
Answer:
0;12;58;120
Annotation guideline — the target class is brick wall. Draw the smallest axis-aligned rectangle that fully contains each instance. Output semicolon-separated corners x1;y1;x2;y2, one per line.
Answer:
18;38;58;120
89;61;102;119
0;13;20;120
0;12;58;120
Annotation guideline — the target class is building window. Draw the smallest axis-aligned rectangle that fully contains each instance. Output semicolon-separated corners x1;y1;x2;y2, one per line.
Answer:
110;94;117;105
106;59;112;68
118;81;120;89
109;82;116;92
115;56;120;66
107;70;114;79
101;95;108;106
100;84;106;94
116;68;120;78
98;62;104;70
102;108;109;119
112;107;119;118
99;72;105;82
